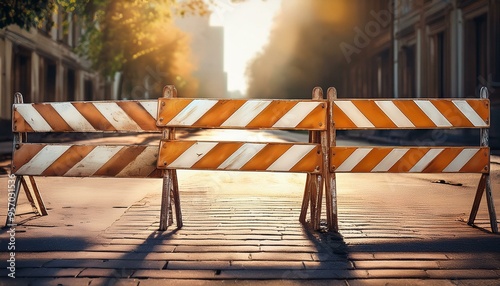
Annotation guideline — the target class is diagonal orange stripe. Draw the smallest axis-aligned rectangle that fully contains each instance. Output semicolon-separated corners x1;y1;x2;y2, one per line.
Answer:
432;101;473;127
157;140;197;168
296;104;327;130
247;101;298;128
460;148;489;173
332;105;357;129
117;101;158;131
157;98;192;126
192;142;244;169
94;146;147;176
388;148;430;172
290;146;321;173
12;144;45;174
42;145;95;176
352;100;396;128
194;100;246;127
241;144;291;171
351;148;393;172
12;110;34;132
393;101;436;128
466;99;489;124
330;147;358;171
33;104;73;131
72;102;116;131
422;148;461;172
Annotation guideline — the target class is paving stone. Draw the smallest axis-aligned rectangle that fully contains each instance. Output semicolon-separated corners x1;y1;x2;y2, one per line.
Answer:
15;267;84;278
426;269;500;279
167;261;231;270
353;260;440;269
230;261;305;270
366;269;429;278
132;269;217;279
346;279;456;286
44;259;166;269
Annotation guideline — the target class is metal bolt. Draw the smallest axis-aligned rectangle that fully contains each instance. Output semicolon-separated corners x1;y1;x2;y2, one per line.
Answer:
319;122;323;127
159;117;164;122
162;101;166;106
15;144;20;149
163;161;167;166
321;104;325;108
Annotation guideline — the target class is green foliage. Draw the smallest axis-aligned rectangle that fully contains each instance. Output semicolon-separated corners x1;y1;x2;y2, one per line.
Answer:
0;0;55;30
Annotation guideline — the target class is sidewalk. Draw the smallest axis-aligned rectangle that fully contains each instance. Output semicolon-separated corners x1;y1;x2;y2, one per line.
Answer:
1;165;499;285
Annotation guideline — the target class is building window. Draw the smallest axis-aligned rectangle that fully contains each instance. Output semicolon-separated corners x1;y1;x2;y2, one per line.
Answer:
400;44;416;98
464;14;487;98
12;47;32;102
39;57;57;102
428;31;447;98
66;68;76;101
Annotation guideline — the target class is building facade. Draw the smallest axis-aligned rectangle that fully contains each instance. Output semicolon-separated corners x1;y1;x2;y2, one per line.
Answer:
0;10;106;135
341;0;500;146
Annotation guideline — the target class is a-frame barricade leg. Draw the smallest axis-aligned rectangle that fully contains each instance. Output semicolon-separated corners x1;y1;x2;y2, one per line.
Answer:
158;85;183;231
467;87;498;233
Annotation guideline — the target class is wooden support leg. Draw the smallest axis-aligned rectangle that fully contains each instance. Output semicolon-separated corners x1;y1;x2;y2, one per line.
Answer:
299;173;311;223
172;169;183;228
468;174;487;226
159;170;172;231
468;174;498;233
27;176;47;216
485;175;498;233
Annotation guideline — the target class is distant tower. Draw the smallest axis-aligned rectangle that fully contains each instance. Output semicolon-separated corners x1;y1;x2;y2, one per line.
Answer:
176;15;227;98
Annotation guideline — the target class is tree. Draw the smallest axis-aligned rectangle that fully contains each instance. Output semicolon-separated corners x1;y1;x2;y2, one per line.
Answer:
1;0;211;98
0;0;55;30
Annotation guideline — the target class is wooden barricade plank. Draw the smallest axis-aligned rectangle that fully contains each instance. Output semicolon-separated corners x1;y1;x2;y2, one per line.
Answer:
333;99;489;129
13;100;159;132
330;147;489;173
157;141;322;173
157;98;327;130
12;144;162;178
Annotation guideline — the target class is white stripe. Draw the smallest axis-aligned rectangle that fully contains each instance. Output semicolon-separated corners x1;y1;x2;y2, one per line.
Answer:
273;102;320;128
221;101;271;127
443;148;479;172
15;104;52;131
409;148;444;172
375;101;415;128
218;143;266;170
335;101;375;128
93;103;142;131
16;145;71;175
65;146;122;176
168;142;218;168
336;148;372;172
167;100;218;126
117;146;158;177
371;148;409;172
51;102;96;131
140;101;158;119
453;101;487;127
267;145;316;172
415;101;452;127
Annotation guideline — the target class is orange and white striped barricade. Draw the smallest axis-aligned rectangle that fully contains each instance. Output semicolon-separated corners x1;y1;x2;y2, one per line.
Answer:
329;86;497;233
155;86;331;230
7;93;166;228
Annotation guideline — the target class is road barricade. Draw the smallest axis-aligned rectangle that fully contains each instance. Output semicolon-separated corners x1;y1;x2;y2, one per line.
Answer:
7;92;166;227
328;86;497;233
7;84;497;233
155;86;332;230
